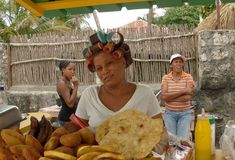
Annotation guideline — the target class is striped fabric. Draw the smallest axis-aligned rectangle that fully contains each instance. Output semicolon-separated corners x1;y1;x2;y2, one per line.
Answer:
161;71;194;111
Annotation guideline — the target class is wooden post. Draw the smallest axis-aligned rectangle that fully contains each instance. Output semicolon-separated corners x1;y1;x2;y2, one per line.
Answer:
7;43;12;90
147;8;154;37
216;0;221;29
194;34;199;87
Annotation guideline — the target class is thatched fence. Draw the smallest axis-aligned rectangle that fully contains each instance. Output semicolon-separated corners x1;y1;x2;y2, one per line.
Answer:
8;25;198;88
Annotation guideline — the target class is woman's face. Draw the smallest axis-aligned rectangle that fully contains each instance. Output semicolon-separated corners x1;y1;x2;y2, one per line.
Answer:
62;63;76;80
93;52;126;87
170;58;184;73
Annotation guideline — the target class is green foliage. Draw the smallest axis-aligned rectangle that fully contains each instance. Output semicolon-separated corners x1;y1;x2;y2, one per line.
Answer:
200;4;216;19
0;0;90;42
153;5;200;27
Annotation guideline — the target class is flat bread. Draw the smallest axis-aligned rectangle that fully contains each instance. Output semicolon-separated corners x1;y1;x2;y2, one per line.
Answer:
95;109;163;159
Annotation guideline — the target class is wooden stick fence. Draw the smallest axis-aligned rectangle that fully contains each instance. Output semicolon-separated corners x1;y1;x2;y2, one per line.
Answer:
8;25;198;88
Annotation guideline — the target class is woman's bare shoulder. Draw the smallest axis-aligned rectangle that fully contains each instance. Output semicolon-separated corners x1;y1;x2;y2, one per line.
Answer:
56;80;67;92
57;79;66;86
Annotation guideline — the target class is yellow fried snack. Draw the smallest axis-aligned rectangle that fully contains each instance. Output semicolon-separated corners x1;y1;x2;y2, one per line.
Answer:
139;158;162;160
77;145;115;157
60;131;81;147
44;136;60;150
78;128;95;145
39;157;58;160
22;147;41;160
0;134;6;148
63;122;80;133
37;116;53;145
25;135;44;154
12;155;26;160
55;146;74;156
1;129;25;146
51;127;69;137
0;151;8;160
44;150;76;160
28;116;40;137
9;144;41;160
0;146;14;160
77;151;103;160
93;152;126;160
96;109;163;159
38;157;56;160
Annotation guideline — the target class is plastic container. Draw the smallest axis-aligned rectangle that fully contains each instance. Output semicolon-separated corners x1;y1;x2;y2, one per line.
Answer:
195;108;211;160
220;120;235;160
209;115;215;155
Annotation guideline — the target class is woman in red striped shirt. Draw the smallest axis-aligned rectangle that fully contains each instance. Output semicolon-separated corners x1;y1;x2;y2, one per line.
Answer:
161;53;195;140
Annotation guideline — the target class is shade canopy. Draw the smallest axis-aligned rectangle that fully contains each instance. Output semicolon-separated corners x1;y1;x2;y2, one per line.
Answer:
16;0;235;17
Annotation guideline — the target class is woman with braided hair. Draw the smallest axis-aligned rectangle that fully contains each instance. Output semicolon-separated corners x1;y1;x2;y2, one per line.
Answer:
57;60;79;126
75;32;162;131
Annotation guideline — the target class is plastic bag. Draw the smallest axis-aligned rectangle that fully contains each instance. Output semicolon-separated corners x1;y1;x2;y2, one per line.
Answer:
165;144;193;160
220;120;235;160
165;132;193;160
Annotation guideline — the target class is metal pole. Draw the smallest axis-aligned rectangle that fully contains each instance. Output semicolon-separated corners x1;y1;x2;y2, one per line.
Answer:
93;10;102;31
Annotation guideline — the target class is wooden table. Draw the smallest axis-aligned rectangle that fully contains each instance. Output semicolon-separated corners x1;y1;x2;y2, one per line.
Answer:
20;112;51;133
194;149;226;160
212;149;226;160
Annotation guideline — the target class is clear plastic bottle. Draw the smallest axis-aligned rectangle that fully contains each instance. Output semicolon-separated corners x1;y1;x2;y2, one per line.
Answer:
195;108;211;160
209;115;215;155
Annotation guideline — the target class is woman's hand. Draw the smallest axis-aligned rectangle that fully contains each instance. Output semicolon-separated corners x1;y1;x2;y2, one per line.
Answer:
71;76;79;87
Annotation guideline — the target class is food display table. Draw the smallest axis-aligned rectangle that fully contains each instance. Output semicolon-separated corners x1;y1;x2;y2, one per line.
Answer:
194;149;226;160
212;149;226;160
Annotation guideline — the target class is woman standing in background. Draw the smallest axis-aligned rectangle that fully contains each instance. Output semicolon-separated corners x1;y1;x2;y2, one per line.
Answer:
57;60;79;126
161;53;194;140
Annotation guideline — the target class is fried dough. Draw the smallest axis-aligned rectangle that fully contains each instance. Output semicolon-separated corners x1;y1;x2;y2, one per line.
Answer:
44;136;60;150
60;131;81;147
63;122;80;133
51;127;68;138
55;146;74;156
96;109;163;159
22;147;41;160
93;152;126;160
0;146;14;160
28;116;40;137
77;145;115;157
9;144;41;160
25;134;44;154
44;150;76;160
78;128;95;145
77;151;103;160
1;129;25;146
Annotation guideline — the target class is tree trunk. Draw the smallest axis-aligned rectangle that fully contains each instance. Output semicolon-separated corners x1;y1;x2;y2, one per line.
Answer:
216;0;221;29
73;15;81;30
147;8;154;37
